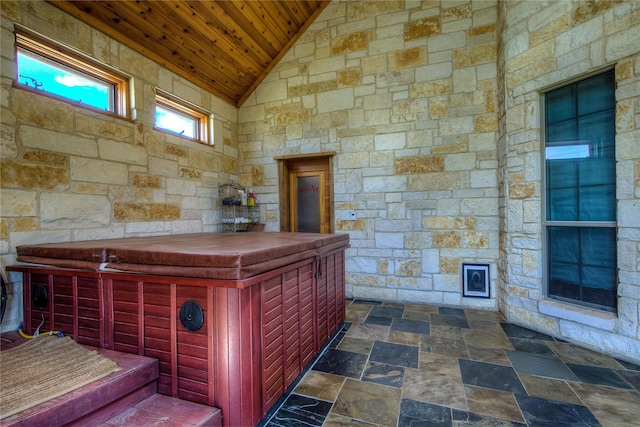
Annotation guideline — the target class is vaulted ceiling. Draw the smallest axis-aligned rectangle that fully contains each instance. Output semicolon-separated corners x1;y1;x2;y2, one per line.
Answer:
49;1;331;107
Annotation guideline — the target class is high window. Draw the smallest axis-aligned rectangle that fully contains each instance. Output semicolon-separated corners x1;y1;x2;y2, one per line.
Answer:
15;29;129;117
155;91;212;145
543;70;617;312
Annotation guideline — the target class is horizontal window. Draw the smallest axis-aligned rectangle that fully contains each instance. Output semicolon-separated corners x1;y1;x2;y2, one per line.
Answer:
155;91;212;145
15;29;129;117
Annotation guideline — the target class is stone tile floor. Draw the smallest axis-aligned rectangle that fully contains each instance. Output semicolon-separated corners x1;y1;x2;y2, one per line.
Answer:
264;299;640;427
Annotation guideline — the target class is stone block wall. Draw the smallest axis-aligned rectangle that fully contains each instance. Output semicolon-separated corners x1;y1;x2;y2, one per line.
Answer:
239;0;501;308
499;0;640;361
0;1;238;330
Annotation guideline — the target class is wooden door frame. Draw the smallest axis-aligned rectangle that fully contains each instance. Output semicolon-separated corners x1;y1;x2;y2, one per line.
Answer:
275;152;335;233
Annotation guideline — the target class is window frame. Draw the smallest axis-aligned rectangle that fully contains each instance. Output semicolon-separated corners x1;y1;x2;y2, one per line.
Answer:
541;68;618;313
14;28;130;118
154;90;212;145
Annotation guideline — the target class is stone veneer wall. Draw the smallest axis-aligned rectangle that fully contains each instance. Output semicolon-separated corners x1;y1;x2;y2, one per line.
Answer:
0;1;239;330
499;1;640;361
239;0;502;310
237;0;639;362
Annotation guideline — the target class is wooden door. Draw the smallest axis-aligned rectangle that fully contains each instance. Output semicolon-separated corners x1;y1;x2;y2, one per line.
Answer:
290;170;326;233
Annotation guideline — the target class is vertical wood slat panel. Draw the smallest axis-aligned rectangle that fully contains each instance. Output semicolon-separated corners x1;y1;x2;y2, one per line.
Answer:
207;286;216;407
21;271;32;333
142;281;172;396
103;277;114;350
48;274;54;334
110;279;139;354
231;289;245;426
293;266;305;384
170;283;178;398
326;254;336;334
71;275;78;343
77;276;102;347
283;269;299;389
242;283;262;426
97;276;105;348
50;276;73;337
316;258;328;347
215;288;233;427
337;251;346;324
213;286;262;427
300;263;315;367
137;281;144;354
261;273;284;412
312;258;319;355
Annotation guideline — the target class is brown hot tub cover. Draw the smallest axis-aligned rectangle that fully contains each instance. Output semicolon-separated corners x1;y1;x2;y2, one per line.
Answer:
16;232;349;281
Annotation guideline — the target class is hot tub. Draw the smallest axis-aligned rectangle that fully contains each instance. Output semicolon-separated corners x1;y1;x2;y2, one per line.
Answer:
9;232;349;427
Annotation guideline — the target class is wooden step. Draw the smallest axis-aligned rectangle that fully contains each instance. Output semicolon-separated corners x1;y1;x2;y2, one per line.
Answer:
1;333;221;427
96;394;222;427
2;342;158;426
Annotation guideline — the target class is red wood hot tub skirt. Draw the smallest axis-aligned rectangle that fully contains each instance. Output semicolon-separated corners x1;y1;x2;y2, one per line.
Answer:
10;232;349;427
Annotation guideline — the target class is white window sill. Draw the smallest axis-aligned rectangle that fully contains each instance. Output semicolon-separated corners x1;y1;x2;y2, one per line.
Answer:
539;299;617;332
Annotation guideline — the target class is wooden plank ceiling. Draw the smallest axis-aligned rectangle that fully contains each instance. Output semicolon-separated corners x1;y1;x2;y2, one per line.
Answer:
49;1;330;107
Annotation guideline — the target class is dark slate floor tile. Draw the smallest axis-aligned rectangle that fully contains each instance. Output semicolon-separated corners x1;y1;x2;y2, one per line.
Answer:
439;307;466;317
452;409;527;426
506;350;578;381
431;313;470;329
266;394;332;427
509;337;555;356
362;361;405;388
391;317;431;335
398;398;452;427
567;363;633;389
327;323;351;348
328;331;347;348
369;340;419;369
458;358;527;395
515;394;601;427
312;348;367;378
369;305;404;319
500;323;555;341
616;358;640;371
617;369;640;391
364;315;393;326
